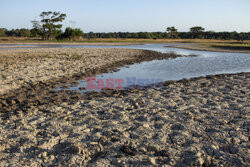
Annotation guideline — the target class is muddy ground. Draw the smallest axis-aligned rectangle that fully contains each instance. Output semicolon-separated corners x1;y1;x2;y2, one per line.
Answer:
0;48;249;166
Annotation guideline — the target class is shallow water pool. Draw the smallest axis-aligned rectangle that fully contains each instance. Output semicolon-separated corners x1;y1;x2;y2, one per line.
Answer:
53;44;250;93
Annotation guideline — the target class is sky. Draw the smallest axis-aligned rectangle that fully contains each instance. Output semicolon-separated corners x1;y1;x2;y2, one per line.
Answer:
0;0;250;33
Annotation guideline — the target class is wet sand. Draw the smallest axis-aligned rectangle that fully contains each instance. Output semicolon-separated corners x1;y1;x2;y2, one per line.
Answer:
0;48;249;166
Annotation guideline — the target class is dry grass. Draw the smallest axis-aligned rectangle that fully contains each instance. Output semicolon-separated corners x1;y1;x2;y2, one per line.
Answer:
1;37;250;52
1;37;250;44
210;43;250;50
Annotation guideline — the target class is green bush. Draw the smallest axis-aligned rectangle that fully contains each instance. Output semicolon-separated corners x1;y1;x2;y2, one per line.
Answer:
57;27;83;40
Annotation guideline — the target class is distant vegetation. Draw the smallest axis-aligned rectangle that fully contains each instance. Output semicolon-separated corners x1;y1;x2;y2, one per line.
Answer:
0;11;249;41
82;28;250;41
1;27;249;41
56;27;84;40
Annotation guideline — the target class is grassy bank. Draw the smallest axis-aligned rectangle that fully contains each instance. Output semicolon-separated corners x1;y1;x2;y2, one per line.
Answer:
165;41;250;53
211;43;250;50
1;37;250;44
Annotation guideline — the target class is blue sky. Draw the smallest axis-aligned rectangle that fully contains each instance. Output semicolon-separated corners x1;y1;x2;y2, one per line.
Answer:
0;0;250;32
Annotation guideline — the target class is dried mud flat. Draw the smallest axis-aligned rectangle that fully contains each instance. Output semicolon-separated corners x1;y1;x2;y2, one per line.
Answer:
0;48;179;95
0;48;249;166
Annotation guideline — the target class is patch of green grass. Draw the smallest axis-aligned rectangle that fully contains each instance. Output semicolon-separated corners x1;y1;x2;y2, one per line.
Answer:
41;54;54;58
71;53;81;59
61;52;68;56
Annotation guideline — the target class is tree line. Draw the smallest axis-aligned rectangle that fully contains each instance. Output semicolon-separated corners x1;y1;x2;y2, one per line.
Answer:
83;27;250;41
0;11;249;41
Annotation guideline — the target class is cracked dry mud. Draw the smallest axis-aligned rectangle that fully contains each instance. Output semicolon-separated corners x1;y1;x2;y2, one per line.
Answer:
0;48;179;95
0;48;249;166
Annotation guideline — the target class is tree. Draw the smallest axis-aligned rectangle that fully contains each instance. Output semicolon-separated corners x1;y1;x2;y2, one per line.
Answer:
30;28;40;37
88;31;96;39
58;27;83;40
138;32;151;39
30;20;42;37
18;28;31;37
238;33;247;42
31;11;66;40
166;26;178;38
190;26;205;33
5;29;17;37
0;28;7;37
190;26;205;38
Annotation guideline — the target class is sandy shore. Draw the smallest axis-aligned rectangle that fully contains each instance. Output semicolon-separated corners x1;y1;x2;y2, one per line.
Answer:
0;48;249;166
166;44;250;54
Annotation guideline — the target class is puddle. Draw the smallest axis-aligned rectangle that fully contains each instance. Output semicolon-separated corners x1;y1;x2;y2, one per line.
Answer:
55;45;250;93
1;43;249;93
